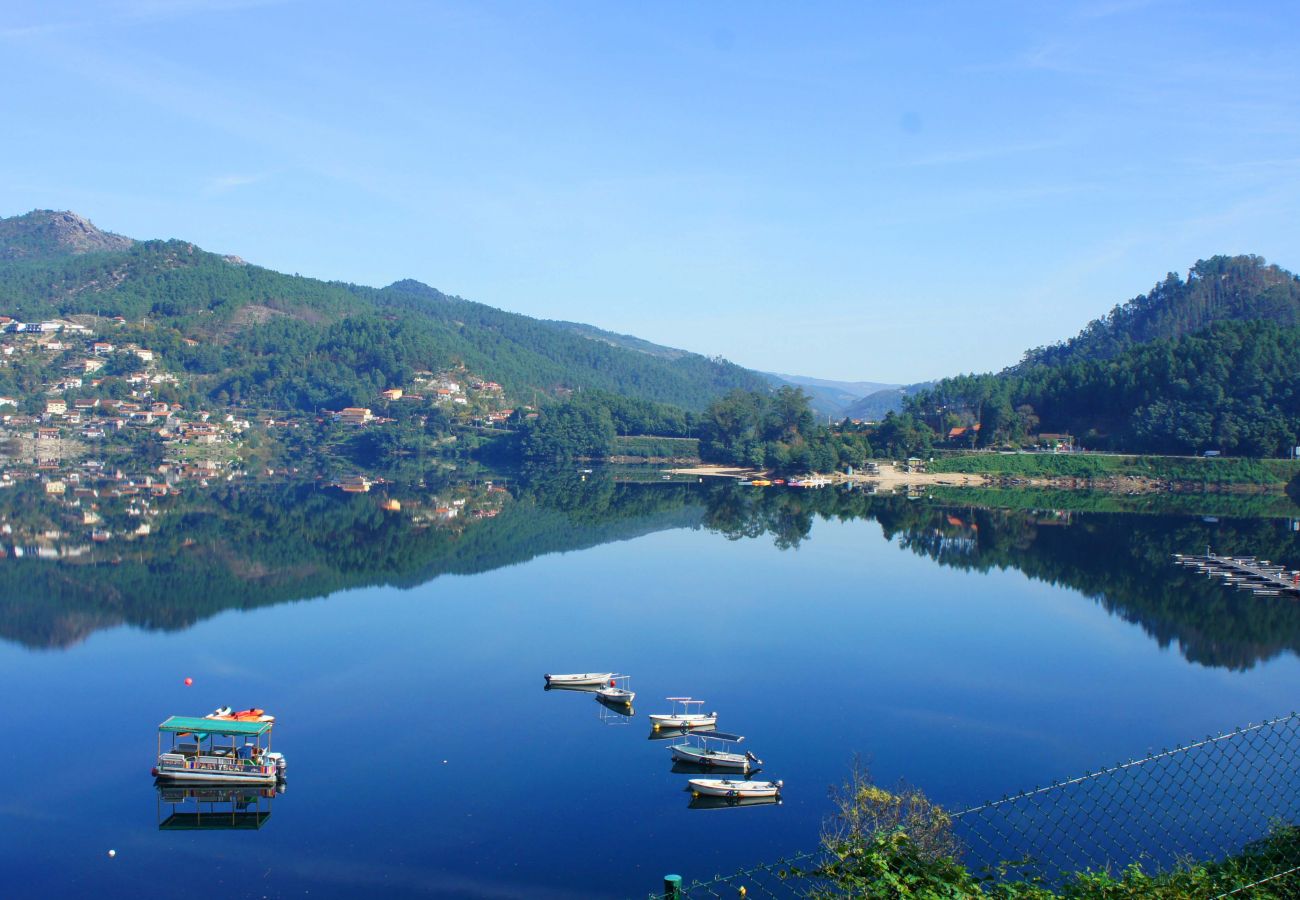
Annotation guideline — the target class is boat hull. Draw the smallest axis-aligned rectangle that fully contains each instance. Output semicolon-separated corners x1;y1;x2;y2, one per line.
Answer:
154;766;279;785
596;688;635;704
689;778;782;799
650;713;717;729
670;746;755;773
544;673;614;686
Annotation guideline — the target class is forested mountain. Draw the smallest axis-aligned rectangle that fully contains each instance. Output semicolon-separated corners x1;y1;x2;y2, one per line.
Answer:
1019;255;1300;369
910;256;1300;456
0;210;768;412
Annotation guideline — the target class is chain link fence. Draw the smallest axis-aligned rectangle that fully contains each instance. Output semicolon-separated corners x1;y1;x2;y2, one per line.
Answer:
652;712;1300;898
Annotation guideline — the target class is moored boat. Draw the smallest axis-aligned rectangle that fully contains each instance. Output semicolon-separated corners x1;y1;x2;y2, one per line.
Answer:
669;731;761;773
595;674;635;705
544;672;615;687
153;715;286;785
649;697;718;730
688;778;783;799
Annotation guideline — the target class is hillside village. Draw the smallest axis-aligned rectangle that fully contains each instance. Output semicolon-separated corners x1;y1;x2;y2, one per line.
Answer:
0;314;531;561
0;313;527;450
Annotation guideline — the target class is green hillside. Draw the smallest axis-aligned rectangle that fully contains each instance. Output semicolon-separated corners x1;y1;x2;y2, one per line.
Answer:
0;210;767;412
1021;255;1300;368
910;256;1300;455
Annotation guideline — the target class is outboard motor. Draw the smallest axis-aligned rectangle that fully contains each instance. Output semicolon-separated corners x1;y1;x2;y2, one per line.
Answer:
267;751;287;778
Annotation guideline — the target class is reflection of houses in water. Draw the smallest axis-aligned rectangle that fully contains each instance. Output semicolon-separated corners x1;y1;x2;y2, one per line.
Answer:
156;783;279;830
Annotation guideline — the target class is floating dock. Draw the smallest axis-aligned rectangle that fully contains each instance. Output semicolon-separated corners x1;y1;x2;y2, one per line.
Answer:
1173;552;1300;597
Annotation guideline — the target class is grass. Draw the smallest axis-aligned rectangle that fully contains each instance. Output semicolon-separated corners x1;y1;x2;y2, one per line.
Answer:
925;452;1300;486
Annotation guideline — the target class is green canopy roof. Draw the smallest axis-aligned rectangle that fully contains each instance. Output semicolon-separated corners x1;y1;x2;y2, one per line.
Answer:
159;715;272;737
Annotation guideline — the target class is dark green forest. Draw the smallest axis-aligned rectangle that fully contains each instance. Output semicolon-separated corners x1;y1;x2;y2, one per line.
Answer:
909;256;1300;456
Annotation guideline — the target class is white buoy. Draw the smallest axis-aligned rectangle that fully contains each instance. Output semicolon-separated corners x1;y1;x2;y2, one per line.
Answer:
108;849;116;858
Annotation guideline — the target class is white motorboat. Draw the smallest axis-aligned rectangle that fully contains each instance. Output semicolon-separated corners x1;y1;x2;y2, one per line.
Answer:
689;793;782;810
544;672;614;687
595;674;634;705
669;731;762;773
649;697;717;730
153;715;286;785
689;778;783;799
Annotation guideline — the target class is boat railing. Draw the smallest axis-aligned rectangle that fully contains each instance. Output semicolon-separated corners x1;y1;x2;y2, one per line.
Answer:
160;752;270;775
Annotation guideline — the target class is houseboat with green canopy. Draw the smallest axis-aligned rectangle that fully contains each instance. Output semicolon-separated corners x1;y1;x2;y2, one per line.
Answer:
153;715;286;785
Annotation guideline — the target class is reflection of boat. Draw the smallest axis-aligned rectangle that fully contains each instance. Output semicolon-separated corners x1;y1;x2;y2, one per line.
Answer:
671;759;717;774
688;793;783;810
668;731;762;773
596;693;636;716
155;782;277;830
595;674;634;705
651;724;717;742
544;682;604;693
544;672;614;687
153;716;286;785
207;706;275;723
597;698;635;725
689;777;782;798
649;698;717;730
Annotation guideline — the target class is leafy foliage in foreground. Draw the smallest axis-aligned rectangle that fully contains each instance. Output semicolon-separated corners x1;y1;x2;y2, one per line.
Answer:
810;766;1300;898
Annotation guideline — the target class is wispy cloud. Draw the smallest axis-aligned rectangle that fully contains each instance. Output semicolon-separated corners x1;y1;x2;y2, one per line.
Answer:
0;0;291;41
897;138;1070;169
202;172;267;195
0;21;79;40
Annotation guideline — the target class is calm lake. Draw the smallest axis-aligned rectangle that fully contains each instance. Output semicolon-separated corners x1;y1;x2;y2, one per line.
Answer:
2;472;1299;898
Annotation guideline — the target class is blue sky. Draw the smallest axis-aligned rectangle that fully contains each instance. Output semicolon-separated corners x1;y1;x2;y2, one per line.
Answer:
2;1;1298;383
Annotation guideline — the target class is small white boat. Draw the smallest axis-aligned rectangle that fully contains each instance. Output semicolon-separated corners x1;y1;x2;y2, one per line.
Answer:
595;674;634;705
649;697;718;730
544;672;614;687
669;731;761;773
689;778;783;799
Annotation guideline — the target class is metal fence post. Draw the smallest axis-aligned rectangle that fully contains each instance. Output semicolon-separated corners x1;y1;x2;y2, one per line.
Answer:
663;873;683;899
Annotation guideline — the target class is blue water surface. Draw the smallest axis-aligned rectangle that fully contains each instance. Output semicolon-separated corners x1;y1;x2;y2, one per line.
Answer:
1;493;1297;899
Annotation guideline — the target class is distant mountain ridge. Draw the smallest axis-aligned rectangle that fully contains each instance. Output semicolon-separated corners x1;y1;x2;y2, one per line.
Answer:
843;382;934;421
0;210;769;412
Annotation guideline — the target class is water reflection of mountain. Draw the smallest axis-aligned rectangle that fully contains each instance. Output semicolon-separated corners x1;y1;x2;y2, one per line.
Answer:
0;471;705;650
712;485;1300;671
3;473;1299;669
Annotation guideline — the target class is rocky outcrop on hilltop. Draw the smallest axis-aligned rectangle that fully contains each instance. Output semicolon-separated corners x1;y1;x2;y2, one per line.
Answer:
0;209;135;260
